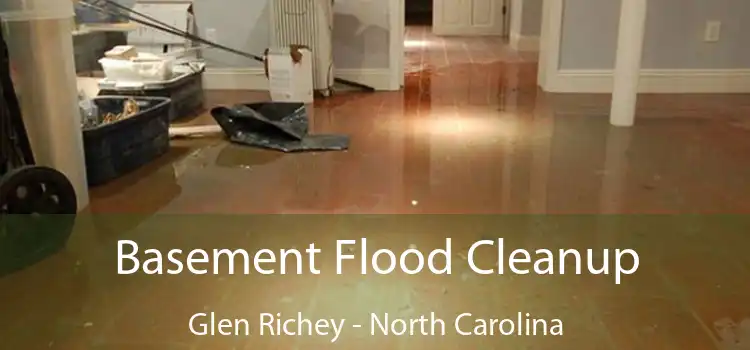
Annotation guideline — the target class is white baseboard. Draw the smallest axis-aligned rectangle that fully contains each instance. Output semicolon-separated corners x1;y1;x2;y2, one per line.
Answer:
543;69;750;93
335;69;395;91
203;67;394;91
509;34;540;52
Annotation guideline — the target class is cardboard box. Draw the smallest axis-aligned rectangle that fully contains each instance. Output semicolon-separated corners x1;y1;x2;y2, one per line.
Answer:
105;45;138;60
126;1;199;59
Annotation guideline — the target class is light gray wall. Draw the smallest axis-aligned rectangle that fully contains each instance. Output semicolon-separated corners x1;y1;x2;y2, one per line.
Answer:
510;0;542;37
135;0;391;70
194;0;269;68
559;0;750;70
332;0;390;69
112;0;390;69
520;0;542;36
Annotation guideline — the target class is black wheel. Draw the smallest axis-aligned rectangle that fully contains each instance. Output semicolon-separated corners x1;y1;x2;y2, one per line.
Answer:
0;166;78;276
0;165;77;214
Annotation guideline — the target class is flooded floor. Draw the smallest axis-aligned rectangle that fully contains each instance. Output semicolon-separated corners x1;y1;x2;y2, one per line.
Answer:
3;26;750;349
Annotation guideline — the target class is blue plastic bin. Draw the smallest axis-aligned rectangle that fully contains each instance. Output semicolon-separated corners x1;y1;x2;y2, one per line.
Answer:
82;96;172;186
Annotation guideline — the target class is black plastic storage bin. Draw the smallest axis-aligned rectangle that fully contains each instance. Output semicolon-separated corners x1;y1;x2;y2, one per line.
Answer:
97;68;204;121
82;96;172;186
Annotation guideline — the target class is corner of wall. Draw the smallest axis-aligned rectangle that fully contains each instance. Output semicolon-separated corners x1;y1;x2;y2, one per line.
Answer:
510;33;540;52
536;0;564;92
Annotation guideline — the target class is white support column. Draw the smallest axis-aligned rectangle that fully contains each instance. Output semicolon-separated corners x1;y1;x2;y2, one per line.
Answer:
509;0;524;46
599;127;632;214
610;0;648;127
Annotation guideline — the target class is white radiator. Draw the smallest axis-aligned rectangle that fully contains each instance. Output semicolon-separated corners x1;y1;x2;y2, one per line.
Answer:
270;0;334;95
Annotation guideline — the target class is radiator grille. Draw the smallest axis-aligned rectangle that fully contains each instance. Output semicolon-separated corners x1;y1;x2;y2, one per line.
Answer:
270;0;333;90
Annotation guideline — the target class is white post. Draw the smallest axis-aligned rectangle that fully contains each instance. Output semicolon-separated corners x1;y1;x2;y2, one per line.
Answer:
528;108;552;214
509;0;524;49
600;127;632;214
0;0;90;211
609;0;648;127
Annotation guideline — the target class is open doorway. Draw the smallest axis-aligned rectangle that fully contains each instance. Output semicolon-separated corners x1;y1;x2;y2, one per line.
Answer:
388;0;512;89
405;0;433;26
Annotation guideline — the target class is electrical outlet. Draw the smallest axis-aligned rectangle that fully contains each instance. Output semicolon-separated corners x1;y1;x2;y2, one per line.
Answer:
704;21;721;42
205;28;217;43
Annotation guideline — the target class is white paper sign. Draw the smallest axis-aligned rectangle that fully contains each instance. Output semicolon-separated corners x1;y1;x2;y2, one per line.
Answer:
267;47;314;103
268;54;294;100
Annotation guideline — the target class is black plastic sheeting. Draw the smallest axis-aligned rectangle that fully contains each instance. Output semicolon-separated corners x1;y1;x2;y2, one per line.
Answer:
210;102;349;152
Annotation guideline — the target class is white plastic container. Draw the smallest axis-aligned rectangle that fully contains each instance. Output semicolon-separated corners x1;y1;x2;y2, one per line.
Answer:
99;57;174;82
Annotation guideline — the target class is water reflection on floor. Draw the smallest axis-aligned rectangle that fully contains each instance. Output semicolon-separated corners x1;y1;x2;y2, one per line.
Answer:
2;26;750;349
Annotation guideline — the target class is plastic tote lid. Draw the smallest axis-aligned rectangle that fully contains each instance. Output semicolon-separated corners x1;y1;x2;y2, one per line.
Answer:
0;0;74;21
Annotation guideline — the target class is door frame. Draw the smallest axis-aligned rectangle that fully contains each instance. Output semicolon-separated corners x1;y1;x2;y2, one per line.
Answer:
388;0;405;90
388;0;511;90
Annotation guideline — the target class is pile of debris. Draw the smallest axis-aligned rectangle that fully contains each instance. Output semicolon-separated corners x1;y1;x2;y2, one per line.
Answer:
80;97;140;129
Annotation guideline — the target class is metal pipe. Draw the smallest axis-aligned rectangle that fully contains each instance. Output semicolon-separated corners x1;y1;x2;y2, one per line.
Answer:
0;1;89;211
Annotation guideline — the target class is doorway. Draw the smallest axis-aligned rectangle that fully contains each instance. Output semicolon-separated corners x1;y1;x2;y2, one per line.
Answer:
388;0;511;89
405;0;433;26
401;0;509;34
432;0;508;36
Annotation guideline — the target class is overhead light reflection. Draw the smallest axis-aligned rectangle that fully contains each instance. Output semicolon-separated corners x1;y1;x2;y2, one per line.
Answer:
416;114;518;140
404;40;428;48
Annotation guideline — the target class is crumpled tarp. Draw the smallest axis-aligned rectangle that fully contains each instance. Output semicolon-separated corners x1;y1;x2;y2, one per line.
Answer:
210;102;349;152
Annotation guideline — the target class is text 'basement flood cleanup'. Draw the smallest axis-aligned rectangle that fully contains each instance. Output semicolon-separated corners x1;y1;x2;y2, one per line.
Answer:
118;238;640;284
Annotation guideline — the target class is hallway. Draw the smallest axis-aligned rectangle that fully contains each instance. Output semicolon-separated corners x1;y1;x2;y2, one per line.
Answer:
2;26;750;349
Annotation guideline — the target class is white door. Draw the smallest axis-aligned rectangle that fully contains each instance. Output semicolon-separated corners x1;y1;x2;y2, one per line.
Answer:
389;0;406;89
433;0;506;36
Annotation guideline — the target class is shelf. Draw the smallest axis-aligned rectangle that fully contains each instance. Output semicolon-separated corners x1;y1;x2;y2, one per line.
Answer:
74;22;138;36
